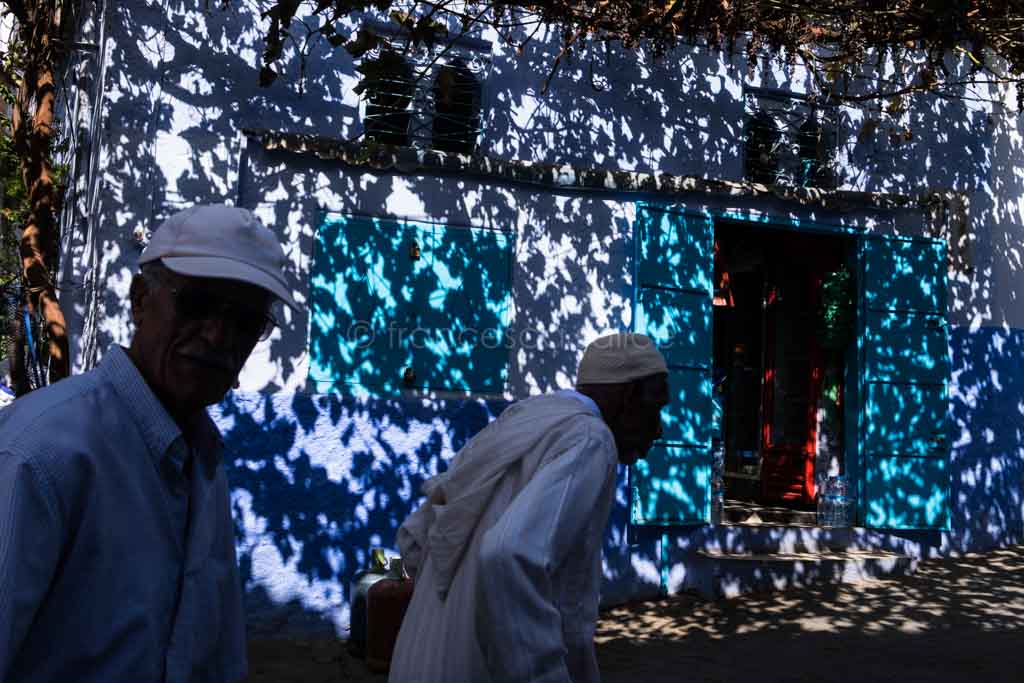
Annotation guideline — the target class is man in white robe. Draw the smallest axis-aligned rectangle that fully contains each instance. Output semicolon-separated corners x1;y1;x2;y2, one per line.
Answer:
389;333;670;683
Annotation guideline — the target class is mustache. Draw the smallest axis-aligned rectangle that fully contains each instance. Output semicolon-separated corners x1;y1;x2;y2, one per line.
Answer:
177;350;235;374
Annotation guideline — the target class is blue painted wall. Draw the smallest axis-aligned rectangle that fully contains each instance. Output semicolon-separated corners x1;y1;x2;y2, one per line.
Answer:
941;326;1024;550
51;1;1024;636
213;391;507;634
212;322;1024;634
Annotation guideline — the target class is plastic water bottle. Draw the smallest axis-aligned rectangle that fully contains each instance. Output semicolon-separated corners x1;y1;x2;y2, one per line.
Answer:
817;492;830;527
710;439;725;525
711;477;725;525
818;476;851;528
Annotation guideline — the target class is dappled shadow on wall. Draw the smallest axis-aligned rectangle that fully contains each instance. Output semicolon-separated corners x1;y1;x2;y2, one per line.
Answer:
308;214;512;396
943;325;1024;551
212;389;506;635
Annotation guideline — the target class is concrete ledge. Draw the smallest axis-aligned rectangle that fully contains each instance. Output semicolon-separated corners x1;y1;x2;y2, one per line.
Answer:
245;128;918;212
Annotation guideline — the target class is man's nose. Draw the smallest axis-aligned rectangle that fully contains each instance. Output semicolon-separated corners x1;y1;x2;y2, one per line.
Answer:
197;312;234;347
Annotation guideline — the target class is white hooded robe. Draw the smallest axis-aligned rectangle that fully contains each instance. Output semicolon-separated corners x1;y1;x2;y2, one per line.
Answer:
388;391;618;683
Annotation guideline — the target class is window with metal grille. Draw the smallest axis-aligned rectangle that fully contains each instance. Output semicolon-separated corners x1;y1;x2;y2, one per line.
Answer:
430;58;481;154
358;40;488;153
362;49;416;146
743;89;837;189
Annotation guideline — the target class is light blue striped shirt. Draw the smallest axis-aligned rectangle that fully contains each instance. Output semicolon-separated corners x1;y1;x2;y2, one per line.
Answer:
0;345;247;682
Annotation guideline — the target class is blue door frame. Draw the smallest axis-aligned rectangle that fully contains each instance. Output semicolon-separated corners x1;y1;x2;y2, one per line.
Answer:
632;202;951;530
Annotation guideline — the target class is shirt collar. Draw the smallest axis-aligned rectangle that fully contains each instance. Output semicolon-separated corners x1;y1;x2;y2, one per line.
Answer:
101;346;223;469
556;389;602;419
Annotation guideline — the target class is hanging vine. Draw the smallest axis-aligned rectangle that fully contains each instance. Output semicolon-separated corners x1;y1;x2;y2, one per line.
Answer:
237;1;1024;109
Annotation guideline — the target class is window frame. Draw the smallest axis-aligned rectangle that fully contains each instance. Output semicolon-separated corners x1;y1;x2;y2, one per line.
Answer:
632;202;951;530
354;33;492;153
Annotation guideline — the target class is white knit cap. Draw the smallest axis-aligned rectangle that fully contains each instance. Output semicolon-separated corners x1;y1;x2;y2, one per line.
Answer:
576;333;668;385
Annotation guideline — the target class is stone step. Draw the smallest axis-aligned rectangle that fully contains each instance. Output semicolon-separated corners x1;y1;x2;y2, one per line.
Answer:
693;522;918;557
722;501;817;527
691;548;917;599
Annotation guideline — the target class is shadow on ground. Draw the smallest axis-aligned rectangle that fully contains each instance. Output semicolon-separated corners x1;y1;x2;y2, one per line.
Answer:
246;545;1024;682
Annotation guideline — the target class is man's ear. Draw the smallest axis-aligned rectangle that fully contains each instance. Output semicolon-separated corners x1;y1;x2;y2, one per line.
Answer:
129;274;148;326
606;382;632;422
621;379;639;405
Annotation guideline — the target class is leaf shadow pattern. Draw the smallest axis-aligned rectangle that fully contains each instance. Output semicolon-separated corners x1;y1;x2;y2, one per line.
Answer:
596;547;1024;683
54;0;1024;637
213;389;506;633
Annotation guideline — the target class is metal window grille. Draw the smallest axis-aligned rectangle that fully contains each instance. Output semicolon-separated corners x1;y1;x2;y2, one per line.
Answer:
743;90;838;189
362;50;416;147
360;44;488;153
430;58;482;154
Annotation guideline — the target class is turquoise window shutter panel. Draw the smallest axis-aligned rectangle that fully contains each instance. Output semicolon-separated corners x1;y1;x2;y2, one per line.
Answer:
415;225;513;392
863;383;949;458
632;445;712;525
309;214;512;393
632;206;713;525
309;215;421;392
859;235;951;530
865;457;949;528
635;288;711;369
638;207;714;292
864;312;948;384
659;369;713;447
862;238;945;312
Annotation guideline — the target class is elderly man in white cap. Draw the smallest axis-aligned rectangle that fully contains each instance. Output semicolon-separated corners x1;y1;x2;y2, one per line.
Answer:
0;205;297;683
390;332;669;683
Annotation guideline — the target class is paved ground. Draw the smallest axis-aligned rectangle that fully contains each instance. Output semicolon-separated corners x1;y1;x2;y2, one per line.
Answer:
246;545;1024;682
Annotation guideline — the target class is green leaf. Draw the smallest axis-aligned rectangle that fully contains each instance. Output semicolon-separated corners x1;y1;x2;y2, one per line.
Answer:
412;15;448;47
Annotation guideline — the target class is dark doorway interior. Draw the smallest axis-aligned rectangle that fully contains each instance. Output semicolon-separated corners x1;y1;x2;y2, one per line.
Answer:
712;220;852;522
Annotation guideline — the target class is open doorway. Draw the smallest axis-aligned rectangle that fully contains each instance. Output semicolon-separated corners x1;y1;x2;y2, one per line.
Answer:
712;220;855;525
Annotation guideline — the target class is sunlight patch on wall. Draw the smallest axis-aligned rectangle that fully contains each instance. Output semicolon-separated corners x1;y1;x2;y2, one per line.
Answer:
248;535;349;634
510;93;539;132
630;555;660;588
136;35;172;69
385;177;428;219
153;132;193;191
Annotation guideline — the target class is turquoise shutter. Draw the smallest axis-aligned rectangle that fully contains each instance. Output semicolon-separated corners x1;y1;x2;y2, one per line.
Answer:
414;225;513;392
310;215;425;391
309;214;512;393
859;236;951;529
631;206;714;525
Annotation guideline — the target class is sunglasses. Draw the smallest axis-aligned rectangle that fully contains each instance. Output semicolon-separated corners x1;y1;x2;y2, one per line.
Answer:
167;284;278;342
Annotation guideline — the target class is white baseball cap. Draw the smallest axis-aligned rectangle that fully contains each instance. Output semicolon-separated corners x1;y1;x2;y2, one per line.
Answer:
139;204;298;310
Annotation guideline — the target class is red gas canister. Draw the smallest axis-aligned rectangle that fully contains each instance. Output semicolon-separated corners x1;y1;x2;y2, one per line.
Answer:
365;557;414;674
348;549;390;659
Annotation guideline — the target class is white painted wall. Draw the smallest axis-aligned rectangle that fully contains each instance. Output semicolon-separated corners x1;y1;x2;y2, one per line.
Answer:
61;1;1024;378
